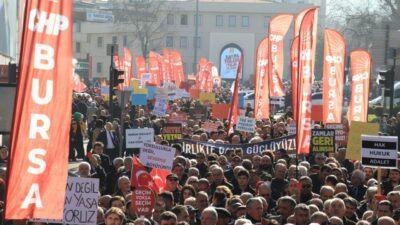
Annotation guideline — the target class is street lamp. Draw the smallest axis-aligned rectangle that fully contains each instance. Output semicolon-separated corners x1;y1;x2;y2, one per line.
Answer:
193;0;199;74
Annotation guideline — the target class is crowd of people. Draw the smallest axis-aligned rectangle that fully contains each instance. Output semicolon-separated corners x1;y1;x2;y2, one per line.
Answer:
2;81;400;225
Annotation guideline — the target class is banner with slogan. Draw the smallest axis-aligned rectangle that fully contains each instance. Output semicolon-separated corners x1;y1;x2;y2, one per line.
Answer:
168;112;188;124
177;134;296;156
202;122;220;133
149;51;161;86
6;0;73;219
139;143;176;171
220;44;243;79
197;57;208;89
30;177;99;225
236;116;256;133
126;128;155;148
136;56;147;80
161;123;183;141
228;56;243;134
268;14;293;97
171;50;185;87
311;129;335;153
152;98;168;117
290;36;299;121
347;50;372;126
189;105;208;120
254;37;270;119
322;29;345;124
361;135;398;169
325;123;348;146
163;48;172;82
296;7;319;155
123;48;133;88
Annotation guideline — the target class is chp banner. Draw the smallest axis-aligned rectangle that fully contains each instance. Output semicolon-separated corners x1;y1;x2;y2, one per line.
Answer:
290;36;299;121
162;48;172;82
171;50;185;88
322;29;345;124
123;48;133;88
6;0;73;219
269;14;293;97
149;52;161;86
347;49;372;125
178;134;296;156
254;37;270;119
136;56;147;80
296;7;319;155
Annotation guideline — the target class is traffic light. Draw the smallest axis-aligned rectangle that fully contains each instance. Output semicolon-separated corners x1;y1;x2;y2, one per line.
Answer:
111;67;124;88
378;68;395;96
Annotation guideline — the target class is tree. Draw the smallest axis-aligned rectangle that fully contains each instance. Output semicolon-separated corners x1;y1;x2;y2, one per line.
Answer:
112;0;175;58
379;0;400;28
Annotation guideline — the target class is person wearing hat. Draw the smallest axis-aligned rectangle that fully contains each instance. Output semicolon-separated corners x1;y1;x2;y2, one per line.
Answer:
215;207;231;225
166;173;181;204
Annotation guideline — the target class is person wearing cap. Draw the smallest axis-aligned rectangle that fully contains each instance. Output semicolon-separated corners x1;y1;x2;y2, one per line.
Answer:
215;207;231;225
166;174;181;204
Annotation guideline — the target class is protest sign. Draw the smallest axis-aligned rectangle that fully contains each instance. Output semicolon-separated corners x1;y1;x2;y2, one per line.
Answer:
199;92;216;105
361;135;398;168
311;129;335;153
236;117;255;133
31;177;99;225
131;93;147;105
147;86;157;99
126;128;155;148
325;123;348;145
168;112;188;124
203;122;220;133
177;89;191;98
178;134;296;156
346;121;379;161
131;186;156;216
139;142;176;170
287;124;296;135
189;106;208;120
152;98;168;117
161;123;183;141
189;88;201;99
154;88;169;100
212;104;230;119
141;73;152;86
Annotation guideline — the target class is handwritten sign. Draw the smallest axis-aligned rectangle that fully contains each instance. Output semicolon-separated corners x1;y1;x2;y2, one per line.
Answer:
126;128;155;148
139;142;176;170
236;116;255;133
31;177;99;225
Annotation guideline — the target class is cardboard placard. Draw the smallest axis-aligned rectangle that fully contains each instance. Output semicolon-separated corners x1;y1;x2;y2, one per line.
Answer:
131;186;156;216
152;98;168;117
346;121;379;161
311;129;336;153
168;112;188;124
139;142;176;170
199;92;216;105
236;116;255;133
131;93;147;105
212;104;230;120
361;135;398;168
161;123;183;141
31;177;99;225
203;122;220;133
126;128;155;148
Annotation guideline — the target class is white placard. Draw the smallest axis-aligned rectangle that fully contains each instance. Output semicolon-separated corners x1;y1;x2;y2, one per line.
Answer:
361;135;398;169
287;124;296;135
126;128;155;148
140;142;176;171
141;73;152;86
31;177;99;225
236;116;255;133
153;98;168;117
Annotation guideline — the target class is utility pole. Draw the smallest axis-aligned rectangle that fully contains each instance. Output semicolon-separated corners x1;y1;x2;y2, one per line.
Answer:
193;0;199;74
109;45;115;118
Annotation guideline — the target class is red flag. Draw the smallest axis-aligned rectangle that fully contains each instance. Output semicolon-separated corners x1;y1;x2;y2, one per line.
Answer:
269;14;293;97
149;52;161;87
228;56;243;134
296;8;319;155
123;48;133;88
149;168;170;193
136;56;147;80
347;50;372;125
163;48;172;83
131;157;162;193
294;7;317;37
197;57;208;89
290;36;299;121
322;29;346;124
205;62;214;92
171;50;185;87
255;37;270;119
6;0;72;219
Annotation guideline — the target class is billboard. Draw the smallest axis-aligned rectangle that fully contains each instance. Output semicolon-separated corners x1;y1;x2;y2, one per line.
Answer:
86;10;114;23
219;44;243;80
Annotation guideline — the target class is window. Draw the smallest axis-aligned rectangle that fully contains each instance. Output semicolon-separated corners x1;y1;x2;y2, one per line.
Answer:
166;36;174;47
97;62;102;73
242;16;249;27
180;14;188;25
264;16;271;28
194;15;202;26
112;36;117;44
216;15;223;27
123;36;128;47
167;14;174;25
97;37;103;47
87;35;91;43
180;36;188;48
75;23;81;32
193;36;201;48
229;16;236;27
75;42;81;53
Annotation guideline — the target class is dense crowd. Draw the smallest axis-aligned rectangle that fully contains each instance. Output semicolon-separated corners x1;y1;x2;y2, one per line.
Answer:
1;82;400;225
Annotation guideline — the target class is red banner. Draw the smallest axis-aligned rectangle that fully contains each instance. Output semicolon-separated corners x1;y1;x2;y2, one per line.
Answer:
296;8;319;155
197;57;208;90
163;48;172;82
322;29;346;124
6;0;72;219
269;14;293;97
254;37;270;119
347;50;372;125
136;56;147;80
228;56;243;134
171;50;185;87
294;7;316;37
290;36;299;121
149;51;161;87
202;62;213;92
123;48;133;88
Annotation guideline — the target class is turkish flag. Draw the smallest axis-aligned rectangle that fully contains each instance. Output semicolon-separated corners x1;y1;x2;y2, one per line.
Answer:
131;157;163;193
150;168;170;193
